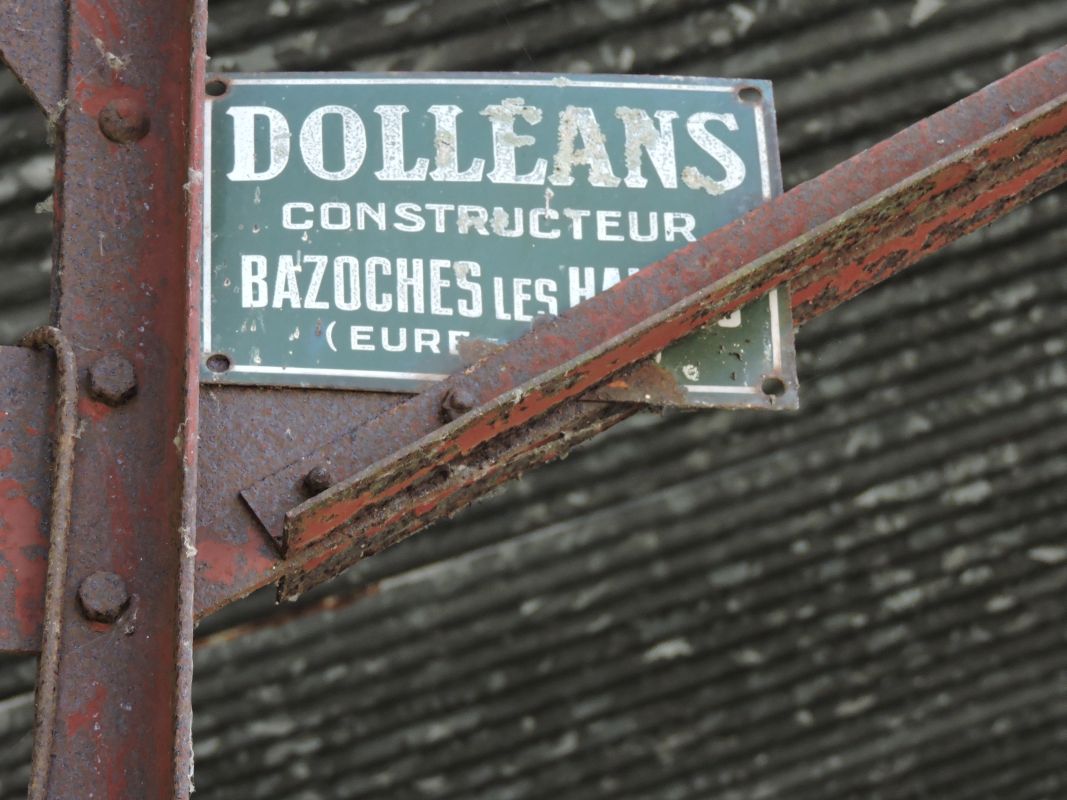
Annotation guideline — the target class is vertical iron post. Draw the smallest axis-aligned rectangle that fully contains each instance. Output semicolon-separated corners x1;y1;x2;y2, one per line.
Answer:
26;1;207;797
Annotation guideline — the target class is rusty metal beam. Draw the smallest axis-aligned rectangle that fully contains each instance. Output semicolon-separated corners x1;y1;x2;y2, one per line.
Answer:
227;46;1067;600
0;1;66;116
23;0;208;797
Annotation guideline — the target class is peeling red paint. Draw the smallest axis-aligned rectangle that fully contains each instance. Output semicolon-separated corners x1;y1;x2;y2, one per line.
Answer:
78;396;111;423
0;479;47;640
196;533;246;587
65;682;107;740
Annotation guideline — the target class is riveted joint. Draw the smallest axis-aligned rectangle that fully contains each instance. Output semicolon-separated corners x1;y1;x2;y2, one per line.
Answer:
303;466;334;496
88;354;137;406
77;572;130;624
440;387;478;423
98;98;150;144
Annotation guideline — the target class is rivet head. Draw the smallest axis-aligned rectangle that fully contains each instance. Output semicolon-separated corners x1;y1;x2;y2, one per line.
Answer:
440;387;477;423
303;466;333;496
98;98;150;143
88;354;137;406
78;572;129;624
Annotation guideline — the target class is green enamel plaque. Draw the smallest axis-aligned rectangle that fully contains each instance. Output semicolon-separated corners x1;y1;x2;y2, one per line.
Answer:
202;73;798;408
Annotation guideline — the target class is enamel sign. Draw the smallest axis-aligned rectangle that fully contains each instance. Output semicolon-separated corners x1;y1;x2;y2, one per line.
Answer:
202;73;797;408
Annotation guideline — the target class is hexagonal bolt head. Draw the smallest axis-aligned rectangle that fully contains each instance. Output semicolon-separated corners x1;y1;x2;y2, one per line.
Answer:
303;466;334;496
78;572;130;624
88;354;137;406
98;98;150;144
439;387;478;423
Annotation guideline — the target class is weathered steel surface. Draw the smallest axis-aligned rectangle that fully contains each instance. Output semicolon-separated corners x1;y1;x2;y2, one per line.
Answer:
201;73;796;408
0;1;66;116
277;400;639;598
188;384;633;615
193;385;402;616
18;328;78;800
0;347;53;654
229;46;1067;600
30;0;208;797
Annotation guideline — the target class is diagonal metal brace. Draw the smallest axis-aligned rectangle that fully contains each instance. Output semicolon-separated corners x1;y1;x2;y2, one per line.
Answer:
0;1;67;117
239;45;1067;600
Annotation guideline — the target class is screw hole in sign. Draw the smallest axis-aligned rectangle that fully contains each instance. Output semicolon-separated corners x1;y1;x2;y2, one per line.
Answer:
738;85;763;104
205;79;228;97
761;376;786;397
206;353;232;373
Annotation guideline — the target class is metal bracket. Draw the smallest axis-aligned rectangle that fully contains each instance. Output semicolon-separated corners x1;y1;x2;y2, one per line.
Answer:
4;44;1067;643
232;46;1067;600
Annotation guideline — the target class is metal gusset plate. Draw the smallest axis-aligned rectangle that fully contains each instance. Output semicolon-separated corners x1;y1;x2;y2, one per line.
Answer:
0;1;66;116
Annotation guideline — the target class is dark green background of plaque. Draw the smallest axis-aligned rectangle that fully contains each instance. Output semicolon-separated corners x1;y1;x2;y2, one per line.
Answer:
202;73;797;408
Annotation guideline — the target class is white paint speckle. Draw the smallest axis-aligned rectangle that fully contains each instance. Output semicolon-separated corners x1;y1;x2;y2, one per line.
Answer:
1029;546;1067;564
941;480;993;506
520;597;543;616
986;594;1017;613
883;586;923;613
733;647;764;666
835;694;876;718
383;1;420;26
644;637;694;663
728;3;757;36
910;0;945;27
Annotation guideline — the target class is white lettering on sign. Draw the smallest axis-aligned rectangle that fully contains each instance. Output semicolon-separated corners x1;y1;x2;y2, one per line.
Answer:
225;101;747;194
374;105;429;181
299;105;366;181
227;107;290;181
616;107;679;189
278;201;698;244
429;104;486;182
549;106;621;188
683;112;746;195
238;254;741;336
205;78;780;391
481;98;548;185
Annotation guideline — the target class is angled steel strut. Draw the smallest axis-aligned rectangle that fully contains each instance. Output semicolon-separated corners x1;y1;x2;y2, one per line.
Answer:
238;46;1067;599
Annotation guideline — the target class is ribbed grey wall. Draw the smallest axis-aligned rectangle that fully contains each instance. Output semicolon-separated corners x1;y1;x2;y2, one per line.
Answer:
1;1;1065;798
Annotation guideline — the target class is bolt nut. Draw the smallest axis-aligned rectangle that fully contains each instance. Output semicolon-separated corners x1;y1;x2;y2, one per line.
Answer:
88;354;137;406
440;387;477;423
78;572;129;624
303;466;333;496
98;98;150;144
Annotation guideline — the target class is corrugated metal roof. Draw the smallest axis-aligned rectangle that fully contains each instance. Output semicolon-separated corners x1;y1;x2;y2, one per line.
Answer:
1;1;1065;797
